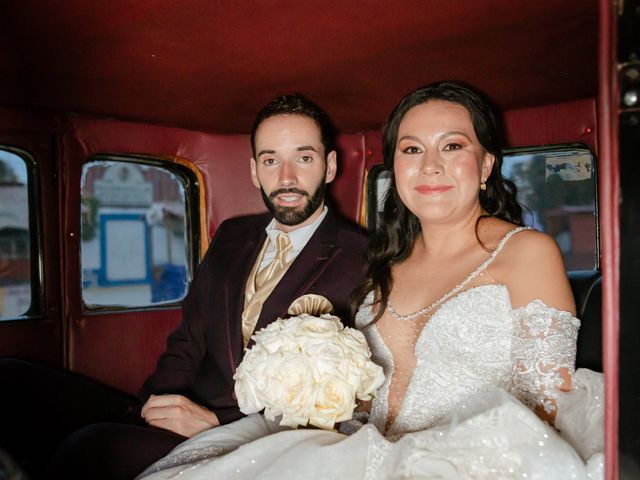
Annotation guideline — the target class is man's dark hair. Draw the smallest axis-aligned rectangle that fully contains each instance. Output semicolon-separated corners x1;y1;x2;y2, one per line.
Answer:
250;94;335;158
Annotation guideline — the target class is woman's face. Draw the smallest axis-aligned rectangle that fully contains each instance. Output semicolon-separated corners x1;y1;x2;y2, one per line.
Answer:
393;100;494;226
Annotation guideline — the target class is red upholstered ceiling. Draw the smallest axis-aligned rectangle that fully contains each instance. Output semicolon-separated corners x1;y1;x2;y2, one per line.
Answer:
1;0;598;134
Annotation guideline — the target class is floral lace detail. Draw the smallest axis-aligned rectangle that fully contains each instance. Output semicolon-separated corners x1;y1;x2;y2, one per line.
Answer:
509;299;580;414
356;288;580;436
359;285;514;435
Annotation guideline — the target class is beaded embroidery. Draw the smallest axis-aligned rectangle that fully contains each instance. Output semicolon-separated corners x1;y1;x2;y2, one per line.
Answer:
386;226;529;321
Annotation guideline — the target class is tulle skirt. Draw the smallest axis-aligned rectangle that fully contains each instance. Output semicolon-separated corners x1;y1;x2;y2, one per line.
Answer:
139;371;604;480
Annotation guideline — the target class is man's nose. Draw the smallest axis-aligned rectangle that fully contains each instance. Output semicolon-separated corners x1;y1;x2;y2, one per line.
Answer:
278;161;297;186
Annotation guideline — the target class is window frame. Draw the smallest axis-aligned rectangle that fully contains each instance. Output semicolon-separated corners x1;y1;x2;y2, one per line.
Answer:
0;145;45;321
365;163;391;235
502;142;600;272
81;154;201;313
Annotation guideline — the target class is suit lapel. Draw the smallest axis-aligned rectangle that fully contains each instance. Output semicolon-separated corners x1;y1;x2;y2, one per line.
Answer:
225;218;268;370
255;212;341;332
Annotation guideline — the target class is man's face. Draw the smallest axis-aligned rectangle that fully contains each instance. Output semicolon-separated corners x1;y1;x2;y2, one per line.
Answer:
250;114;337;232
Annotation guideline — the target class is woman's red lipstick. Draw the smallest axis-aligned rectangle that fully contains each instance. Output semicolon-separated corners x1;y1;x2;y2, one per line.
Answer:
415;184;452;194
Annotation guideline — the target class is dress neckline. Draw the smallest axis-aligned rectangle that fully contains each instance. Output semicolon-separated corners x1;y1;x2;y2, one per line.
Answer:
386;226;530;321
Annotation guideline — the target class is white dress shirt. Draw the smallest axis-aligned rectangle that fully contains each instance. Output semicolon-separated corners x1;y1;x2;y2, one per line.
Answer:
259;206;328;271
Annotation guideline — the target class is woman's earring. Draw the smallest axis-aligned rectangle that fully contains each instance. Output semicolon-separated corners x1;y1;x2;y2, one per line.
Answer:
480;180;487;191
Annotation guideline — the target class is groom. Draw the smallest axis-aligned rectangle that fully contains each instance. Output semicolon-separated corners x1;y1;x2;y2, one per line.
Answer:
49;94;368;478
138;93;368;434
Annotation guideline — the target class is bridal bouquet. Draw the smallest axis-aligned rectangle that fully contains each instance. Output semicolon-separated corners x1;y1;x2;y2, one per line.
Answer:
233;313;384;430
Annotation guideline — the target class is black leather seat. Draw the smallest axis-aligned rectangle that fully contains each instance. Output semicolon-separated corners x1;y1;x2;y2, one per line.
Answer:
568;270;602;372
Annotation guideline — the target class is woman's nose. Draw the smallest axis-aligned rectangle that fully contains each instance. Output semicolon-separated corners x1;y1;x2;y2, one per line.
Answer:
419;150;443;175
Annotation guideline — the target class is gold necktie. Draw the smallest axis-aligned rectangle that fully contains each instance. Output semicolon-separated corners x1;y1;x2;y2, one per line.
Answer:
255;232;293;290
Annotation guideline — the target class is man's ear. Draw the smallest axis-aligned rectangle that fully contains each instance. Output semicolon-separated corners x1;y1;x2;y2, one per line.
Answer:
250;158;261;189
325;151;337;184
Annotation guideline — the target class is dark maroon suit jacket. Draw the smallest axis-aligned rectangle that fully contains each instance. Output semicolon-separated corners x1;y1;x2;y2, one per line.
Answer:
139;210;368;424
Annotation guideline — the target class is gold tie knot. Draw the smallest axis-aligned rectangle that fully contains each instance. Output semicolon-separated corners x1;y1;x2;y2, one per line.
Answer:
274;232;292;266
254;232;293;290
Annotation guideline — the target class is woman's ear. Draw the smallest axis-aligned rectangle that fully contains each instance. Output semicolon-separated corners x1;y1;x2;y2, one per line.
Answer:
482;152;495;181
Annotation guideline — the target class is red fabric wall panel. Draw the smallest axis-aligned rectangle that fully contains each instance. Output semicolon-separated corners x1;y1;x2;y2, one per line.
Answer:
364;130;384;171
503;98;598;152
329;134;366;222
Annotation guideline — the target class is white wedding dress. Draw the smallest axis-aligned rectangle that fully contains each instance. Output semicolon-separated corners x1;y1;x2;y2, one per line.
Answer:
139;228;604;480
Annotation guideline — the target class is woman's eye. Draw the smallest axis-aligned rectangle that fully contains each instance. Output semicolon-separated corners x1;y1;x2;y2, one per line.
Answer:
443;143;462;151
401;145;422;154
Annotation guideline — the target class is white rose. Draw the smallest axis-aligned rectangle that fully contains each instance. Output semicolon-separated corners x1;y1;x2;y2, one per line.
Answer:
234;345;274;413
253;316;303;354
309;376;357;429
298;314;342;338
356;361;385;400
340;328;371;357
261;352;317;426
304;340;346;379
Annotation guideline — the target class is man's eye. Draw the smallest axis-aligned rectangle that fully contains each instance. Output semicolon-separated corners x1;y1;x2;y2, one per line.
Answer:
401;146;421;154
299;155;313;163
443;143;462;151
263;158;277;166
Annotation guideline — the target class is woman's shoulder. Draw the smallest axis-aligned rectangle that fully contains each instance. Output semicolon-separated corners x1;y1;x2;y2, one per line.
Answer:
501;227;561;259
479;218;562;267
481;218;574;312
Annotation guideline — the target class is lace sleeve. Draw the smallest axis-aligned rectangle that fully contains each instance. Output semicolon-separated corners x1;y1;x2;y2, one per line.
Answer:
509;299;580;417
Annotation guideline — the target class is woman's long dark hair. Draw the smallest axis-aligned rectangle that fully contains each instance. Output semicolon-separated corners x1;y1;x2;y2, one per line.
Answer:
351;81;524;321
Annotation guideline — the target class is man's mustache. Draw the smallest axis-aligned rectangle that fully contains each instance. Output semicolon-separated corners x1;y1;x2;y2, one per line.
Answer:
269;188;310;200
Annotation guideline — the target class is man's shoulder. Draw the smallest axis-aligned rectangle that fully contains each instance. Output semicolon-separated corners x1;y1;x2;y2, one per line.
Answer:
198;213;269;263
324;213;369;249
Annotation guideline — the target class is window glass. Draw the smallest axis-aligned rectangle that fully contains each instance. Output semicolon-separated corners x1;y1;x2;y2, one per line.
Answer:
502;146;598;270
366;145;598;271
0;149;32;320
81;159;193;309
366;165;392;234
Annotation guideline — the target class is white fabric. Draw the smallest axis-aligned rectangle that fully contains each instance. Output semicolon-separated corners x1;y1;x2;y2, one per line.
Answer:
140;230;601;479
140;288;604;480
260;206;328;270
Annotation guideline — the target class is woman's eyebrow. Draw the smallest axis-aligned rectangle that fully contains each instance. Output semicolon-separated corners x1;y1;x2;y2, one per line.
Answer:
397;131;473;143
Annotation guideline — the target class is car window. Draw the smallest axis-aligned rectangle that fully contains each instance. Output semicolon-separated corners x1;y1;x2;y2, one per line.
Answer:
80;157;197;309
0;148;37;320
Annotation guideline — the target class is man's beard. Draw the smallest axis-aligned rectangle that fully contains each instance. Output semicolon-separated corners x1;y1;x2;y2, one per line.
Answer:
261;180;327;226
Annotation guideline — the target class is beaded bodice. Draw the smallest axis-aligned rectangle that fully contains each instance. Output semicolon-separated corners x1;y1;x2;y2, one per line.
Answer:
355;229;580;437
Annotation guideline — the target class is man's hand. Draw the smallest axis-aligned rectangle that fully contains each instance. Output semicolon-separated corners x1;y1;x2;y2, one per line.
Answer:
141;394;220;437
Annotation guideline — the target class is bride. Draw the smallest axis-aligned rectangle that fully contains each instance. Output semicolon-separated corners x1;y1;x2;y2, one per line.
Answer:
139;82;603;479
